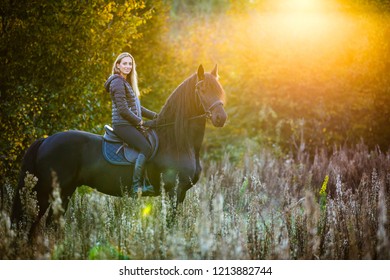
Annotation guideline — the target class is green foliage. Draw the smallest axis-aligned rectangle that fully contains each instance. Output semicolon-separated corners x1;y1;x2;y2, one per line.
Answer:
88;241;130;260
0;0;157;183
129;0;176;112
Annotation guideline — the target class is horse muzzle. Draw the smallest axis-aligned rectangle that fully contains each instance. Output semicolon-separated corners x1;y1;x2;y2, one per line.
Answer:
211;106;227;127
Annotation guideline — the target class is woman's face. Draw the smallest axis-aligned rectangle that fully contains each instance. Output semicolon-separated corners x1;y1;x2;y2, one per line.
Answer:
117;56;133;78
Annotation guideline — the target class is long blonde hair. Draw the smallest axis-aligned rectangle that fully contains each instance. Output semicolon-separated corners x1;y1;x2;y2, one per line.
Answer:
112;52;140;97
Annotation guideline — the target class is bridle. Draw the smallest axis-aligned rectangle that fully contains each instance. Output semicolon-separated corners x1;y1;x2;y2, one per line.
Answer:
147;80;224;128
192;80;224;120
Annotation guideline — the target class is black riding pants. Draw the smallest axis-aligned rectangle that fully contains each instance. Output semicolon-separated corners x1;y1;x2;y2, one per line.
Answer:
113;124;152;159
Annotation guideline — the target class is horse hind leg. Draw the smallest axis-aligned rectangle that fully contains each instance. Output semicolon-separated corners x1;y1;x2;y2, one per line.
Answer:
39;173;76;228
27;174;52;242
28;171;75;242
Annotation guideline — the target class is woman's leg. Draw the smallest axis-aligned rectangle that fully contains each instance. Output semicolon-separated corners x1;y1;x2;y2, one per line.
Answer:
113;124;152;158
113;124;154;195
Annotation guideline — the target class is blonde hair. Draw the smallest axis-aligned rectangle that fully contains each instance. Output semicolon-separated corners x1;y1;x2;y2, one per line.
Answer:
112;52;140;97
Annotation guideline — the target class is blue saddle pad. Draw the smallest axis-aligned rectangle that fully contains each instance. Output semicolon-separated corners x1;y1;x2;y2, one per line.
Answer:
102;142;138;165
101;125;158;165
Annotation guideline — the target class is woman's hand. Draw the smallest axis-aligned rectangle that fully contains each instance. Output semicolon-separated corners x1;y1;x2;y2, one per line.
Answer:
143;119;156;128
138;119;145;130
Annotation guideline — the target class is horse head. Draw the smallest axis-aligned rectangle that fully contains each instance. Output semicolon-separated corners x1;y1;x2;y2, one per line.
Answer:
196;64;227;127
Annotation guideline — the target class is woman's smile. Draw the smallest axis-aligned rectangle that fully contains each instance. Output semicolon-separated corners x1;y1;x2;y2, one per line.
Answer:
117;57;133;78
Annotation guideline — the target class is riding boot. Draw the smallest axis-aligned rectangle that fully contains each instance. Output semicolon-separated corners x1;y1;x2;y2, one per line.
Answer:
132;154;154;196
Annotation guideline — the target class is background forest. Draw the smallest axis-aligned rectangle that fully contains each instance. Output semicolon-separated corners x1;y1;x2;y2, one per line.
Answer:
1;0;390;259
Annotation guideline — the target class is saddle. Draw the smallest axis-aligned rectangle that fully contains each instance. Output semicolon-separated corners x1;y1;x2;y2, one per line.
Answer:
102;125;159;165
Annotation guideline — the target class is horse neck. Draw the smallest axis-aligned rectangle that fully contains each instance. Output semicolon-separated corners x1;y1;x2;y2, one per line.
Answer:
156;75;205;155
190;118;206;154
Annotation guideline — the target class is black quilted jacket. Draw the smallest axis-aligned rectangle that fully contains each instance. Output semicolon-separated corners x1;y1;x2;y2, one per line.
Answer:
104;74;157;125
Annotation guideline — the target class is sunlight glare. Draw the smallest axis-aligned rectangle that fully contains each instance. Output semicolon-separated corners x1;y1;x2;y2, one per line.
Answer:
264;0;341;40
142;204;152;217
279;0;326;13
233;0;384;98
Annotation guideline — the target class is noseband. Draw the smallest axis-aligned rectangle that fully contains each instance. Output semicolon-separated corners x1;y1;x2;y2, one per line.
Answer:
193;80;224;120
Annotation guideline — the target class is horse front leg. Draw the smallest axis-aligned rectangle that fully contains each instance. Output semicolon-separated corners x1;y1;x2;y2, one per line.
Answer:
166;183;186;220
193;157;202;185
165;175;192;227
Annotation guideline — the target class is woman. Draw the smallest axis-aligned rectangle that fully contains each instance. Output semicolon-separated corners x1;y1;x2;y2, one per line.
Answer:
104;52;157;195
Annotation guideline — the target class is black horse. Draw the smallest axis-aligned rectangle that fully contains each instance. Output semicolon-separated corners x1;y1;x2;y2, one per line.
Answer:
12;64;227;234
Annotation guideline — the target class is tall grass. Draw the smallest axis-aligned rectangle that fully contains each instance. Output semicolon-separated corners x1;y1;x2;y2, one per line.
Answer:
1;143;389;259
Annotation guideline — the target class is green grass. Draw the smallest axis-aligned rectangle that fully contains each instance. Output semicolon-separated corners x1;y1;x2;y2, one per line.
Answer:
1;143;389;259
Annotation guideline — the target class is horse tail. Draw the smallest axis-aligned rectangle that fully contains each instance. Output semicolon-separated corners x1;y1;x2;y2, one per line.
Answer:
11;138;45;225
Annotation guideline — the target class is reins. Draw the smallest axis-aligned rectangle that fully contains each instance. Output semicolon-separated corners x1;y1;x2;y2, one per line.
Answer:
145;80;224;129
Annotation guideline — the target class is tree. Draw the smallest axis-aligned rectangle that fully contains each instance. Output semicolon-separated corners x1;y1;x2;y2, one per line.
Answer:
0;0;154;183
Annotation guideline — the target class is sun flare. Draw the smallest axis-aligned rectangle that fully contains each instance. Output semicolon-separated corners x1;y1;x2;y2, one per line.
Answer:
234;0;383;89
260;0;343;42
279;0;327;13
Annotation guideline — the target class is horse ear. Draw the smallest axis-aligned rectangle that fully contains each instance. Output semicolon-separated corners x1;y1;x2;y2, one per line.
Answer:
197;64;205;81
211;64;218;78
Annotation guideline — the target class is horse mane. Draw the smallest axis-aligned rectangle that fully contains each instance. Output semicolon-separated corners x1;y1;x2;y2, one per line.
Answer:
156;73;200;155
155;69;226;156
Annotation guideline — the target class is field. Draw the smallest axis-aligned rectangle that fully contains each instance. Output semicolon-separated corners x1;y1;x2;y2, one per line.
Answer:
1;143;389;260
1;0;390;261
